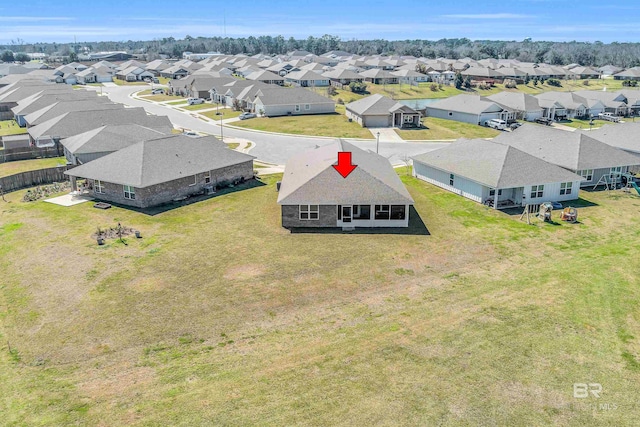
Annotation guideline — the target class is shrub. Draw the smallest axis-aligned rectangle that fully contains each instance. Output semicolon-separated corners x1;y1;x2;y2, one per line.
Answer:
547;79;562;87
504;79;517;89
583;79;590;86
348;81;367;93
336;97;344;105
429;83;438;92
327;86;337;96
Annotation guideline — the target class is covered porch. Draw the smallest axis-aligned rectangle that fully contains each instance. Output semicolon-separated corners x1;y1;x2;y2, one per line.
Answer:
483;187;524;210
391;105;422;128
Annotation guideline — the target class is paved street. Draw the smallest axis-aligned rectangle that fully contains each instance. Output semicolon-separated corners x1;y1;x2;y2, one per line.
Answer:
92;85;450;165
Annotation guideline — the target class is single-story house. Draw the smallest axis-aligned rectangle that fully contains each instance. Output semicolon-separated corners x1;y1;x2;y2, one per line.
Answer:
412;138;584;209
65;135;255;209
61;124;168;165
116;66;154;82
425;94;514;126
246;87;335;117
12;91;105;126
345;94;421;128
613;68;640;81
0;83;72;120
322;68;363;88
391;69;429;83
245;69;285;85
284;70;330;87
358;69;398;85
494;124;640;187
486;92;544;122
534;92;598;119
277;139;414;229
24;100;122;127
585;122;640;155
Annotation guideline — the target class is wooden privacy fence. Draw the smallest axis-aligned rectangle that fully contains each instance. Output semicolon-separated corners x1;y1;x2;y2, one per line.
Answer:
1;145;63;163
0;166;69;194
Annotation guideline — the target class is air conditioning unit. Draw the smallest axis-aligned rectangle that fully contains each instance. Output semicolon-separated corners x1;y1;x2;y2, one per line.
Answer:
205;185;215;195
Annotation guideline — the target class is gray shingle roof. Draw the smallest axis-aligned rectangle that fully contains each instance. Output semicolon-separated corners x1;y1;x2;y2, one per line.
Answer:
345;94;417;116
494;123;640;170
253;87;334;106
584;122;640;154
277;140;414;205
12;91;103;115
61;124;169;155
28;108;172;140
65;135;255;187
486;92;542;112
25;100;122;126
426;94;507;115
412;138;582;188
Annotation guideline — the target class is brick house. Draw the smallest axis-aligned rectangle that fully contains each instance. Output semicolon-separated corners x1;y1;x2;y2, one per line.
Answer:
277;140;414;229
65;135;255;209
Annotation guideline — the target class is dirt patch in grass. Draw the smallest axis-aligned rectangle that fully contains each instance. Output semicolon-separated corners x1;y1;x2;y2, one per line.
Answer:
224;264;266;281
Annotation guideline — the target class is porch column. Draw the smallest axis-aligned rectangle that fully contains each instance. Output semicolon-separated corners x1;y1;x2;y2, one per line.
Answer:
70;176;78;192
494;188;499;210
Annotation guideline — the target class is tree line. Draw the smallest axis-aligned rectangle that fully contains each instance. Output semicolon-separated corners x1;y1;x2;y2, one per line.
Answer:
3;36;640;68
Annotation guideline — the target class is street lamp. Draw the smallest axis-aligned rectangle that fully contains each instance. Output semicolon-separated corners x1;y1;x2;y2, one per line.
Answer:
376;132;380;154
220;111;224;142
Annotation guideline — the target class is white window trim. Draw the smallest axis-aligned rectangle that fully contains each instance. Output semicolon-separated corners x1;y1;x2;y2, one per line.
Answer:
94;179;104;194
578;169;593;181
294;104;301;112
304;103;310;110
560;182;572;195
530;185;544;199
204;171;211;184
189;174;197;186
123;185;135;200
299;204;319;220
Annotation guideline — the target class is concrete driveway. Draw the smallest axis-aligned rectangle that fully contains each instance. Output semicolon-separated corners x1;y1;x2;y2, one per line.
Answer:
91;85;449;165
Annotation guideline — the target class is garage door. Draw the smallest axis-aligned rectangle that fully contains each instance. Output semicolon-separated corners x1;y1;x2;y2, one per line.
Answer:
364;115;390;128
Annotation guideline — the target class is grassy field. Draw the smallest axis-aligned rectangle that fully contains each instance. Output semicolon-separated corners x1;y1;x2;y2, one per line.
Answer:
226;143;240;150
0;157;67;178
232;113;373;138
396;117;500;140
181;103;216;111
556;118;619;130
0;120;28;137
200;109;243;120
1;174;640;425
165;100;188;106
143;94;187;102
111;79;149;87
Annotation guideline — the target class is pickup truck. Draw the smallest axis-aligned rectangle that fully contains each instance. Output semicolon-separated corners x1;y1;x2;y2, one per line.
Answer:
598;112;620;122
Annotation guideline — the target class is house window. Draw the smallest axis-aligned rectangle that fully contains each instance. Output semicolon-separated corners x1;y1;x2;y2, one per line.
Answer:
403;115;414;123
489;189;502;197
610;166;622;174
123;185;135;200
353;205;371;220
304;104;310;110
299;204;319;220
449;174;455;186
390;205;406;220
374;205;390;220
578;169;593;181
448;112;453;116
530;185;544;199
205;171;211;184
94;180;104;194
560;182;572;195
295;104;301;112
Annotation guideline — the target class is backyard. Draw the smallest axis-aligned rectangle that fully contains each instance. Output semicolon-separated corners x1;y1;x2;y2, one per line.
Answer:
0;120;28;137
1;174;640;425
231;113;373;138
0;157;66;178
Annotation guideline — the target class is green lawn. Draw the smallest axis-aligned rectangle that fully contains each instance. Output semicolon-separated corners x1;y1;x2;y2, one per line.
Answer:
556;118;614;130
226;143;240;150
181;103;216;111
143;94;187;102
1;175;640;425
395;117;500;140
200;109;243;120
112;79;149;86
0;157;66;178
165;100;188;106
232;113;373;138
0;120;28;137
156;77;171;85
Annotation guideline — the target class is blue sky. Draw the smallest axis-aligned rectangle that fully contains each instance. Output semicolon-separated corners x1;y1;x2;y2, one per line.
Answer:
2;0;640;44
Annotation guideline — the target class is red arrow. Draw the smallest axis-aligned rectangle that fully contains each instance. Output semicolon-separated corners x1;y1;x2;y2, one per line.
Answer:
332;151;357;178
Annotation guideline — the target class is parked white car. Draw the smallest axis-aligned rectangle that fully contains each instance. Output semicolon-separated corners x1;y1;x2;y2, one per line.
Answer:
239;112;257;120
187;98;205;105
487;119;507;130
151;89;164;95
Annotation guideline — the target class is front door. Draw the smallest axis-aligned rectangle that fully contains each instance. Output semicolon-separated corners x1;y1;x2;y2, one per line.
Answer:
342;206;352;223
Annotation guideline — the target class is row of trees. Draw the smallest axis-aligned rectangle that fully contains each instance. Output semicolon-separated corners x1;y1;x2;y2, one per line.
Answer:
4;36;640;68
